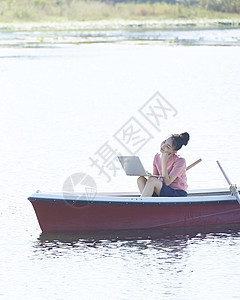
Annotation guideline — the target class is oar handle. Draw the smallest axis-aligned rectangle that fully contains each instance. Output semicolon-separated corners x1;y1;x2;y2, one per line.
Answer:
216;160;240;204
186;158;202;171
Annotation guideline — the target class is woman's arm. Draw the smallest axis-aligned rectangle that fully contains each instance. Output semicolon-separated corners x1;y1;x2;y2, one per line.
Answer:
161;153;177;186
152;154;159;176
153;164;159;176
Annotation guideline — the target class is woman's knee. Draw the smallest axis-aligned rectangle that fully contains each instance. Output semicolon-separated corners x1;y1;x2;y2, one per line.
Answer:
137;176;146;183
148;177;163;188
147;177;159;183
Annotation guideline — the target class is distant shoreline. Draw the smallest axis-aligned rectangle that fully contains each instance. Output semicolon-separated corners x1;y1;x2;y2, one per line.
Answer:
0;18;240;32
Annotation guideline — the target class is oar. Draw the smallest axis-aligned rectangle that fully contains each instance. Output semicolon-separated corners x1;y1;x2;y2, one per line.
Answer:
186;158;202;171
216;160;240;204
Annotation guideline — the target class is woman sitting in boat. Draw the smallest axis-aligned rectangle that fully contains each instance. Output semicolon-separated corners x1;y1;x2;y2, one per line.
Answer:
137;132;190;197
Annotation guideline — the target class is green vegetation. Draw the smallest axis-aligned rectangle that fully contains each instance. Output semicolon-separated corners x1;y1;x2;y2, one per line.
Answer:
0;0;239;22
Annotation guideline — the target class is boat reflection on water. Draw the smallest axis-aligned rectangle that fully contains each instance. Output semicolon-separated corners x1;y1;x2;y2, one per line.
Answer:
37;223;240;246
33;224;240;265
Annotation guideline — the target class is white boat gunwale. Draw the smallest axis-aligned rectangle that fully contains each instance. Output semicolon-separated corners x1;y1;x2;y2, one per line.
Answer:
28;189;240;206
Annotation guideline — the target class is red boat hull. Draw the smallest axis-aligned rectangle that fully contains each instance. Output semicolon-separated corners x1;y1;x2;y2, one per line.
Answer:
30;200;240;232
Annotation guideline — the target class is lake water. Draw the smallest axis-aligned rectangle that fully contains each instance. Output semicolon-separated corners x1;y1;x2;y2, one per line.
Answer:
1;30;240;299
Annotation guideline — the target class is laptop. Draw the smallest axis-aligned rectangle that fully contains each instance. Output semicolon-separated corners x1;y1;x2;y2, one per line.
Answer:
118;156;162;177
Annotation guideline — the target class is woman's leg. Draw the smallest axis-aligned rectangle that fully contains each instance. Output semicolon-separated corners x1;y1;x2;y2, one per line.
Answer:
137;176;147;194
141;177;163;197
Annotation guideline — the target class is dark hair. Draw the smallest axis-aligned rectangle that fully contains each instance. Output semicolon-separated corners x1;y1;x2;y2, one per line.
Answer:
171;132;190;151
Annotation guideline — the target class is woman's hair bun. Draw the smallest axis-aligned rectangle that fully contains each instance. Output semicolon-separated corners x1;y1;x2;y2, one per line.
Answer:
180;132;190;146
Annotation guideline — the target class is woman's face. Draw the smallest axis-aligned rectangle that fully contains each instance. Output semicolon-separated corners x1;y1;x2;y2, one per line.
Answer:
160;137;176;154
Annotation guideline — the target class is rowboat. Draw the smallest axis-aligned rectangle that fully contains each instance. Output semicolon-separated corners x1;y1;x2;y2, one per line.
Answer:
28;188;240;233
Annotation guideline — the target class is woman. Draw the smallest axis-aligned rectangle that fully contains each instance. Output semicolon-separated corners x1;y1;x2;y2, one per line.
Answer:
137;132;190;197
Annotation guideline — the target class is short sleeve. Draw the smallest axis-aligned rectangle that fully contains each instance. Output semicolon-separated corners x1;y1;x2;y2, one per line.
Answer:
169;158;186;177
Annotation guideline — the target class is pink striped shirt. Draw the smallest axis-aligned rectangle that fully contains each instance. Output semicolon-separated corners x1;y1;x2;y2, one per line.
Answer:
153;153;188;192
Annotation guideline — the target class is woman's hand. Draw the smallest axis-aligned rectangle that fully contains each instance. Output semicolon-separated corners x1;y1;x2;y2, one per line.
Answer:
146;171;152;176
146;171;161;179
161;152;173;163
